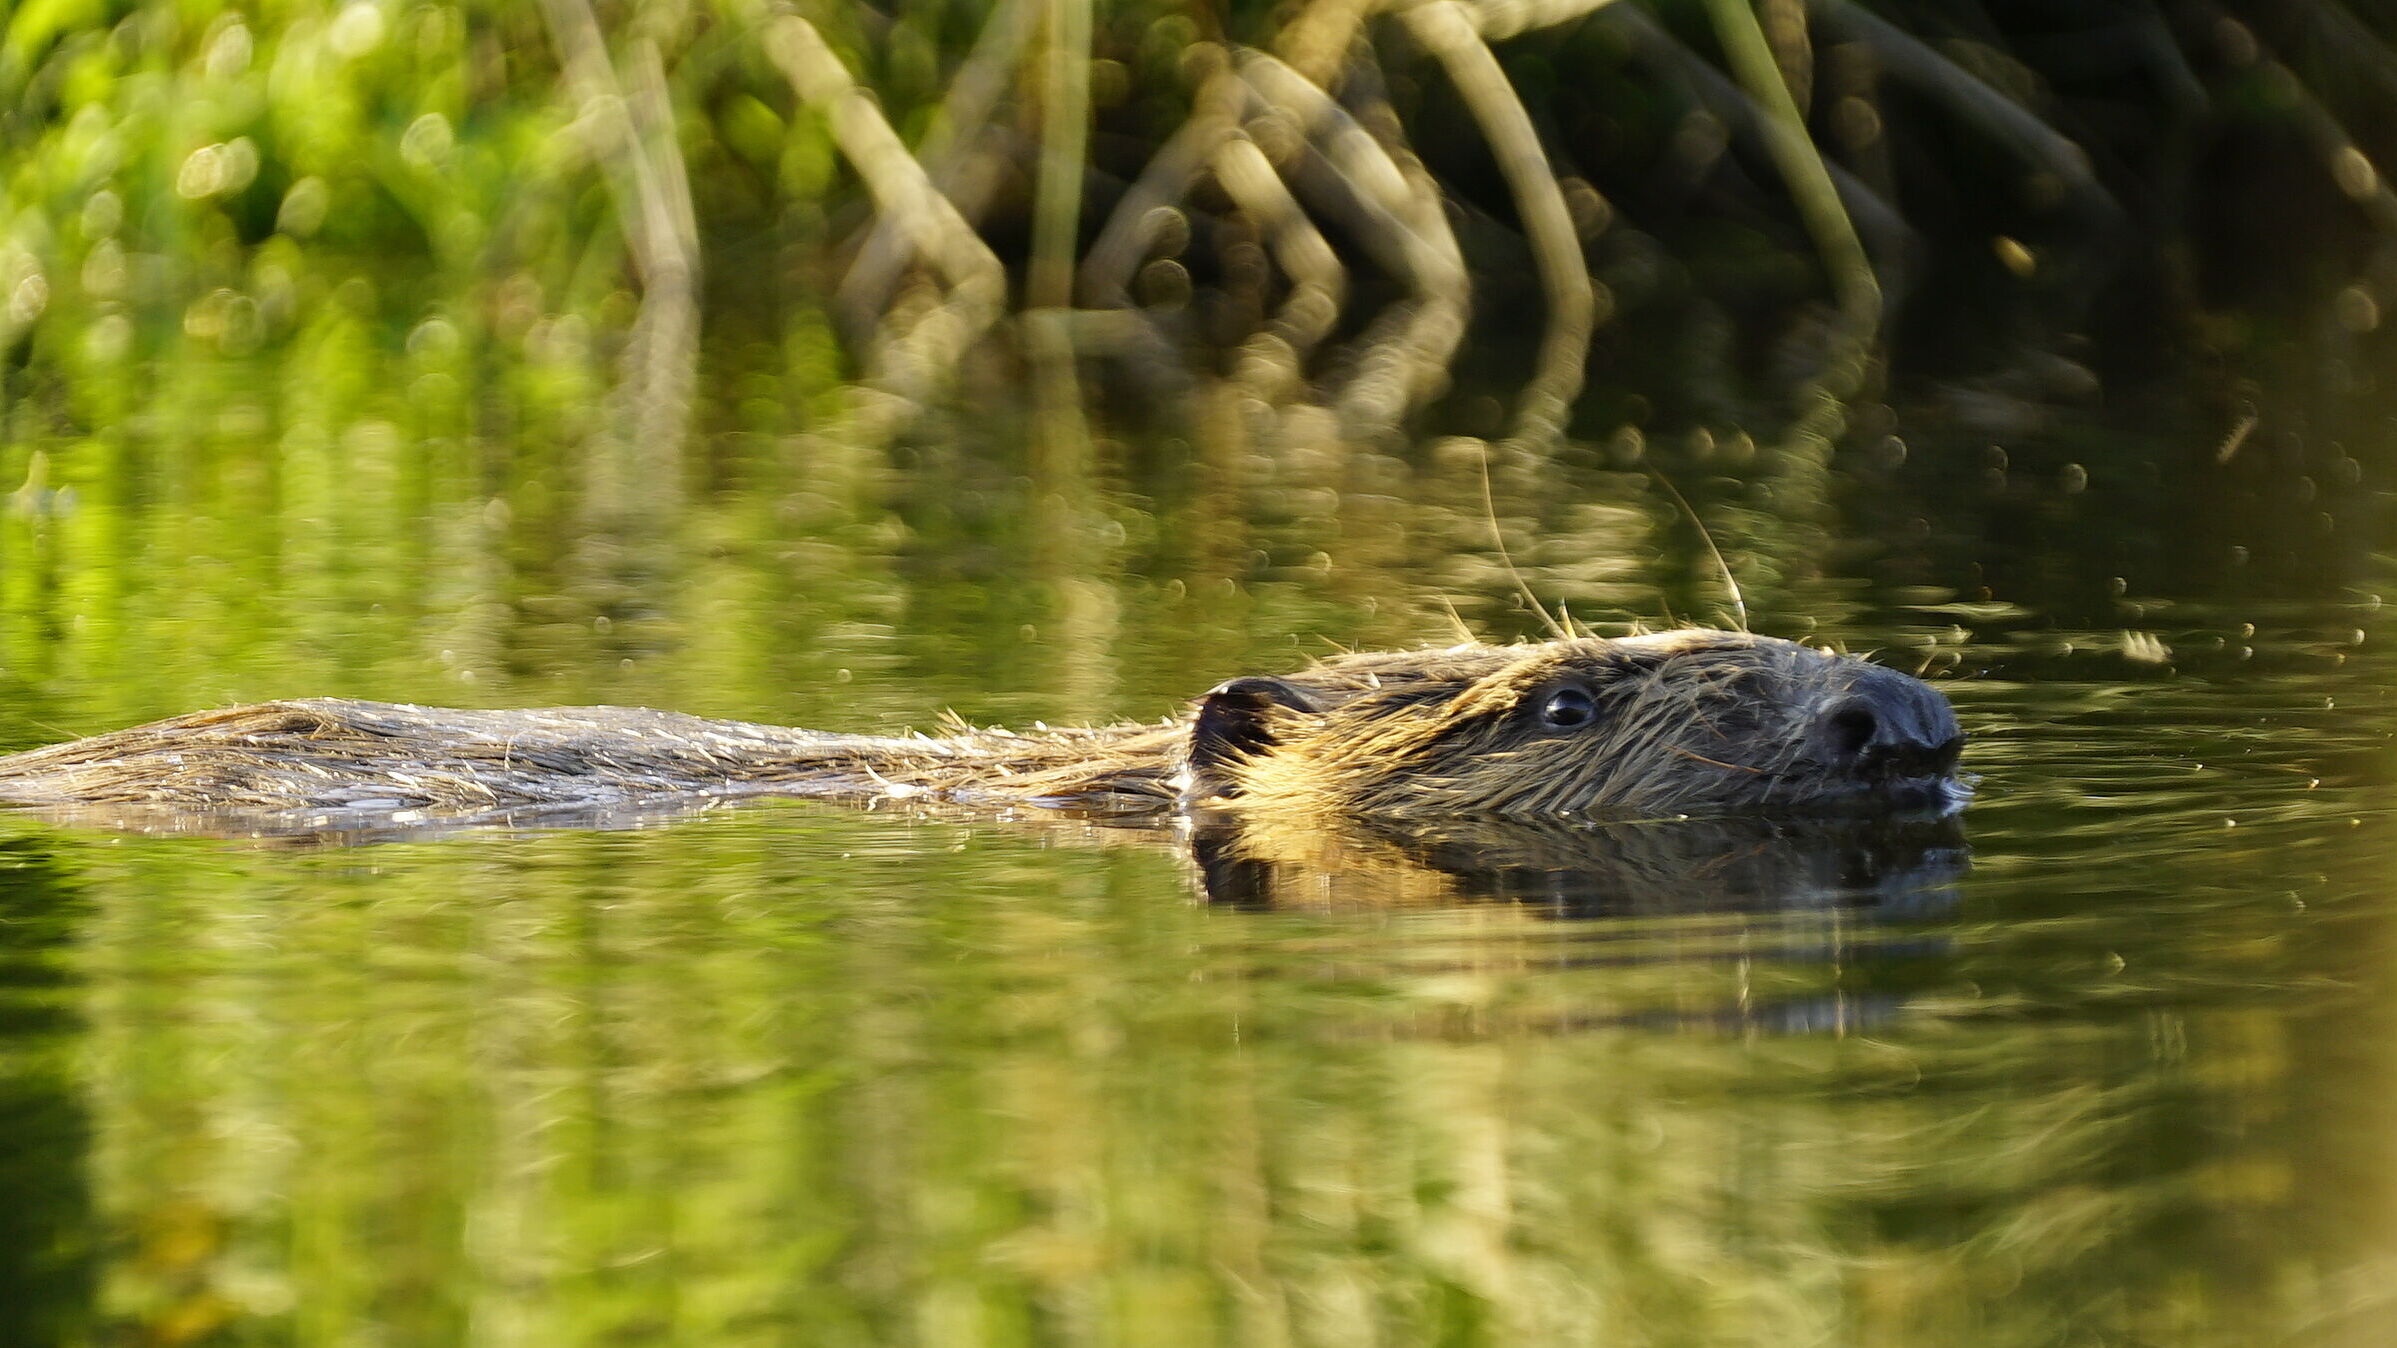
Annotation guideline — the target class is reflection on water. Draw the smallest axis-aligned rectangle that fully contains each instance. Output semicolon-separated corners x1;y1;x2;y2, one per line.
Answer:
1188;812;1967;915
0;838;93;1345
0;615;2391;1344
5;346;2397;1341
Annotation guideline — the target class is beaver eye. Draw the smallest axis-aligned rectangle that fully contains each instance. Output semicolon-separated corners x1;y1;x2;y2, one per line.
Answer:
1539;686;1597;729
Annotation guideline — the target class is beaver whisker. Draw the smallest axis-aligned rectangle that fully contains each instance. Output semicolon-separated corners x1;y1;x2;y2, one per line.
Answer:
1665;746;1766;775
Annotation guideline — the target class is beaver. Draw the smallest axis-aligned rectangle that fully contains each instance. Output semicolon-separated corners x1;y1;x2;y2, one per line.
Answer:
0;629;1965;829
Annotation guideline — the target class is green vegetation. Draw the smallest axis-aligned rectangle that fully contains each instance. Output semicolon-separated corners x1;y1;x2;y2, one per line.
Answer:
5;7;2397;1344
6;0;2396;452
0;1;2386;734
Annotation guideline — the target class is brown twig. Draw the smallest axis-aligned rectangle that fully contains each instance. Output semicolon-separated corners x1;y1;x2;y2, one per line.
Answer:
765;11;1008;442
1402;1;1595;452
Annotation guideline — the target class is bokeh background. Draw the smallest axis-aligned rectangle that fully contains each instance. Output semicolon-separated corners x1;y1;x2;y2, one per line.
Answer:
5;2;2397;1344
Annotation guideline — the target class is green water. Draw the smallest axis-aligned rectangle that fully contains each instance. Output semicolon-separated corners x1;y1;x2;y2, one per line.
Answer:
9;0;2397;1340
1;372;2394;1346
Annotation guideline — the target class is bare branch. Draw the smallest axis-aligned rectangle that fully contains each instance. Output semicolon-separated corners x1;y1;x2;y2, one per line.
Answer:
836;1;1041;331
539;0;702;543
1079;59;1246;308
1813;0;2124;233
1213;132;1347;397
765;12;1008;437
1402;1;1595;451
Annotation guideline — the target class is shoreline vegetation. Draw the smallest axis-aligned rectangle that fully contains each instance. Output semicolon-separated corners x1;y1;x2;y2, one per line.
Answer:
5;2;2395;448
0;1;2391;723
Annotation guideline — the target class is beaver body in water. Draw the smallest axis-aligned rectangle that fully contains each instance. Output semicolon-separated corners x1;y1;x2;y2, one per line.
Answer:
0;630;1965;827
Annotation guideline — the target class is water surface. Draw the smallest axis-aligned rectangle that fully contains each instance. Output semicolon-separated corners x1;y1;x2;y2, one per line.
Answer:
2;386;2395;1347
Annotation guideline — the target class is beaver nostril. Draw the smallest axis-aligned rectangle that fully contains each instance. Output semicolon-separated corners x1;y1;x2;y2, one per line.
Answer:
1819;675;1966;779
1824;704;1878;764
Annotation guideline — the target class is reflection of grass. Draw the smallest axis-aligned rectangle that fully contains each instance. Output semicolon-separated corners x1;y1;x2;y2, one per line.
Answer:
10;792;2392;1345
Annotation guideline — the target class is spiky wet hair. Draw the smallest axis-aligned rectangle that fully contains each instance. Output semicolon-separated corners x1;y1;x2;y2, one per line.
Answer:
1187;631;1941;820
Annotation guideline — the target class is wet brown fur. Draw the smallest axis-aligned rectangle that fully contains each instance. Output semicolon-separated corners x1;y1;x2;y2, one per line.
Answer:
1225;630;1924;819
0;631;1960;826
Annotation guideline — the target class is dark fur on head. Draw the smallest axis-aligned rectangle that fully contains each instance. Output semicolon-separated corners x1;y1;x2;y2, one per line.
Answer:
1183;631;1966;820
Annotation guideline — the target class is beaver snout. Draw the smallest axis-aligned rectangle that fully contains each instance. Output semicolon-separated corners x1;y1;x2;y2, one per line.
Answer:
1814;666;1965;779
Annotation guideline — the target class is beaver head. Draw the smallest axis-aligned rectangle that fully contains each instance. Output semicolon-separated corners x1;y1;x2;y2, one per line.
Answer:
1178;630;1966;820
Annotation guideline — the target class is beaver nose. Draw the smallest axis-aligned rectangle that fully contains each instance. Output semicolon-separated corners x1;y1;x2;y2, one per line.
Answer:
1816;667;1964;777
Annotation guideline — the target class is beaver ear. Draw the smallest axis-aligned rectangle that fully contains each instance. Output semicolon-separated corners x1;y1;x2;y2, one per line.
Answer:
1184;677;1321;801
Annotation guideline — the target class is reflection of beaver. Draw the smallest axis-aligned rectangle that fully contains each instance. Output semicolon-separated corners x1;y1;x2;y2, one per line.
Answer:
0;630;1964;829
1189;812;1971;916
